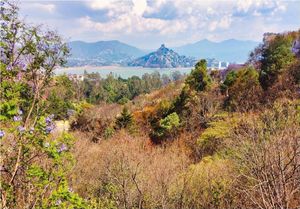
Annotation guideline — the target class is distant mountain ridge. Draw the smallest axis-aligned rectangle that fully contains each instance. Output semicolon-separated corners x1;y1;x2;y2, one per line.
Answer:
174;39;259;63
67;39;260;67
67;40;145;66
128;44;196;68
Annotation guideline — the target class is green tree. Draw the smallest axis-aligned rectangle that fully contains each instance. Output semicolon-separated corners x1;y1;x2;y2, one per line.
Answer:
259;34;296;89
225;67;262;111
47;75;75;119
115;107;134;129
185;59;212;92
220;71;237;94
0;1;86;208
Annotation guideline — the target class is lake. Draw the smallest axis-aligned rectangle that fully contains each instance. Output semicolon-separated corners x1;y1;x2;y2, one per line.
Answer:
55;66;193;78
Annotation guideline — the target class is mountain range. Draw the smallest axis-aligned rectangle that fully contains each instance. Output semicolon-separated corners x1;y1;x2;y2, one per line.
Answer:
174;39;259;63
67;39;259;67
67;40;145;66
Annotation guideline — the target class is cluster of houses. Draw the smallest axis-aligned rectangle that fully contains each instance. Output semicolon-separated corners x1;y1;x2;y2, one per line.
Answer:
207;59;230;70
67;74;85;81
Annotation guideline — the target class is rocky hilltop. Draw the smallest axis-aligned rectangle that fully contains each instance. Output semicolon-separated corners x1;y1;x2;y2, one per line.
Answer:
129;44;196;68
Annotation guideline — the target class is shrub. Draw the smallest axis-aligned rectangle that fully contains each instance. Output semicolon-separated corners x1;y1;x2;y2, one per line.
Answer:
176;156;236;209
230;100;300;208
196;113;239;158
225;67;263;111
151;112;180;143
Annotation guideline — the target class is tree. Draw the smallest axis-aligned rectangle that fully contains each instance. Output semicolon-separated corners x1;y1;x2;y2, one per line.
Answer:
225;67;263;111
185;59;212;92
0;1;86;208
259;34;296;89
115;107;134;130
220;71;237;95
47;75;75;119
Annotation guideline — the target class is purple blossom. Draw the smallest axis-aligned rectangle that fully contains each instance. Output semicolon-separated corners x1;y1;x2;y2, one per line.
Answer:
1;22;8;28
58;144;68;153
6;64;12;71
45;116;52;124
13;115;22;122
0;48;7;63
16;60;26;71
37;42;48;51
45;125;54;134
45;114;54;123
0;130;5;138
17;126;25;133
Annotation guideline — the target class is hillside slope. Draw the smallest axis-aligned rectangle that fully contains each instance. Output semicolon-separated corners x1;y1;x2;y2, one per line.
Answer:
68;40;145;66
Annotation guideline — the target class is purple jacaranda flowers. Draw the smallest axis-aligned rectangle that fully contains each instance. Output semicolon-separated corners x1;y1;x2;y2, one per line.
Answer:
17;126;25;133
58;144;68;153
13;115;22;122
0;48;7;63
45;116;52;124
15;60;27;71
6;64;12;71
45;114;54;123
1;22;8;28
45;125;54;134
37;42;48;51
0;130;5;138
45;114;55;134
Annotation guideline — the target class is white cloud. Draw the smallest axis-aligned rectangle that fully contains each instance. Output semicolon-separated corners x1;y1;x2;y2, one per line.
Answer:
78;0;291;41
19;0;298;48
26;3;56;13
208;15;232;31
132;0;147;16
88;0;117;10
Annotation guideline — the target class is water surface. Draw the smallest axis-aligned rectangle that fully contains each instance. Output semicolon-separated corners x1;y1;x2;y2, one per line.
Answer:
55;66;193;78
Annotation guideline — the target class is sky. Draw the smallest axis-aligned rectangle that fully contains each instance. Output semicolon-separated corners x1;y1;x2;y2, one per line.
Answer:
19;0;300;49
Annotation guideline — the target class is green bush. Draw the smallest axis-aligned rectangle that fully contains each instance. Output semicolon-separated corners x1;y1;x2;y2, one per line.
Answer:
151;112;180;143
